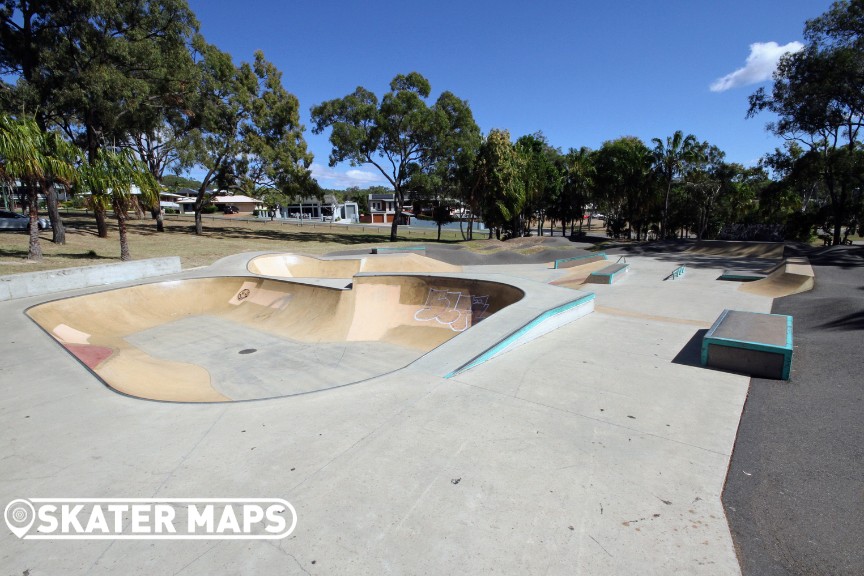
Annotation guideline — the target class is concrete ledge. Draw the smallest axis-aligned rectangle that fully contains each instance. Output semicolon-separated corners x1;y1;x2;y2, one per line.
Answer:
371;245;426;254
585;262;629;284
0;257;182;301
553;252;607;269
701;309;793;380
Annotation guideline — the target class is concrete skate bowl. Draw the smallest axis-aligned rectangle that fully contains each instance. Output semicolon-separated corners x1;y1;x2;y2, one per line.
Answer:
247;253;462;278
27;275;523;403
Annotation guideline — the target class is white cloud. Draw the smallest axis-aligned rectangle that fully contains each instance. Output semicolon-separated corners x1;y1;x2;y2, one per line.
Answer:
710;41;804;92
310;163;388;189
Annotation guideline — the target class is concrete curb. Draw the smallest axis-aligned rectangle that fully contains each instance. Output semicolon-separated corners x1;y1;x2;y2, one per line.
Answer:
0;257;182;301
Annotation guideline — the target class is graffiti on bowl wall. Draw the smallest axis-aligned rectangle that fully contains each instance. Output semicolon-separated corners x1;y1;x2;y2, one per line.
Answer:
414;288;490;332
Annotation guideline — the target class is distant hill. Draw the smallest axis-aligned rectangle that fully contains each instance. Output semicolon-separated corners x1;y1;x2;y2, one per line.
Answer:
162;174;203;191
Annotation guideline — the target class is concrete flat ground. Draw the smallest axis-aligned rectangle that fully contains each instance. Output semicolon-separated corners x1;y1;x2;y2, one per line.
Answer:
126;315;421;400
0;245;788;575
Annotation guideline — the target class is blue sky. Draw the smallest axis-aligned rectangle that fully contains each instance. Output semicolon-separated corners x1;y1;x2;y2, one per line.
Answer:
186;0;834;189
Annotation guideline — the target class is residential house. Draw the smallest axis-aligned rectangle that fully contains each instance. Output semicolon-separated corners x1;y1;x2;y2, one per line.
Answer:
362;192;412;224
176;191;264;215
278;194;359;223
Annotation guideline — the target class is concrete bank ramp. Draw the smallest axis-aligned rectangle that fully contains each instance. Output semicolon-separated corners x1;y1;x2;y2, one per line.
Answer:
688;240;785;259
27;275;522;402
247;253;461;278
549;259;616;289
738;257;815;298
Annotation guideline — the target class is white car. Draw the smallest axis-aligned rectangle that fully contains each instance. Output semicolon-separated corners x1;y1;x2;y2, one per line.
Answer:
0;210;51;231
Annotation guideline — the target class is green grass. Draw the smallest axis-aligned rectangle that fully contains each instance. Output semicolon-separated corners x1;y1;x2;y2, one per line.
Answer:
0;212;615;276
0;212;472;276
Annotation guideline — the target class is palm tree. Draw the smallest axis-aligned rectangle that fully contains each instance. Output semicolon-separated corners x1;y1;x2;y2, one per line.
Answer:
79;148;159;261
0;115;77;260
652;130;697;239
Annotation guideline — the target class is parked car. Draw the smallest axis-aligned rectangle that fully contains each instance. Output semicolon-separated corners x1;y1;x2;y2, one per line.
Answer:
0;210;51;231
222;205;239;214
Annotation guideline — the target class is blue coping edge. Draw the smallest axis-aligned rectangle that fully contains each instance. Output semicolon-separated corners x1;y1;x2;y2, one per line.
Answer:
700;309;794;380
372;245;426;254
444;292;596;378
590;263;629;282
553;252;607;269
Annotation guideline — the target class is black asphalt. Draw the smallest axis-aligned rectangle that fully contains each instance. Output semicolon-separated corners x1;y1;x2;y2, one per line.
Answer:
723;245;864;575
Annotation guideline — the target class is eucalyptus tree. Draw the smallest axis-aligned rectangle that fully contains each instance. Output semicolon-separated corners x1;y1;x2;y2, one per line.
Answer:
312;72;476;241
0;0;199;237
594;136;655;239
0;115;76;260
406;90;482;240
761;142;851;240
472;129;525;239
515;133;563;236
683;142;727;240
127;124;188;232
561;147;595;235
759;143;811;218
183;42;311;234
651;130;697;239
404;167;450;240
241;54;315;206
78;148;159;261
748;0;864;244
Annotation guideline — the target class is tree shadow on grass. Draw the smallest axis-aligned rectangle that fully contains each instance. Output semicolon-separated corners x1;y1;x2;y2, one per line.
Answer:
0;246;114;260
143;222;465;246
0;247;29;259
56;251;114;260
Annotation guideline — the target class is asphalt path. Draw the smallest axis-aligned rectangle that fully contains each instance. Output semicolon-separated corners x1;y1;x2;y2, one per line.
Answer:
723;245;864;575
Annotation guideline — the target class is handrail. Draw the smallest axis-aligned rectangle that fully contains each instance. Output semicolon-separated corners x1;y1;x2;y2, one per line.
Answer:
664;265;686;280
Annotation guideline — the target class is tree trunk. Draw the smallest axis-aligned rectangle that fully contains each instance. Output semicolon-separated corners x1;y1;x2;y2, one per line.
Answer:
27;186;42;261
662;181;672;239
195;209;203;235
389;191;401;242
117;210;131;261
45;181;65;245
437;223;441;242
95;204;108;238
151;207;165;232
